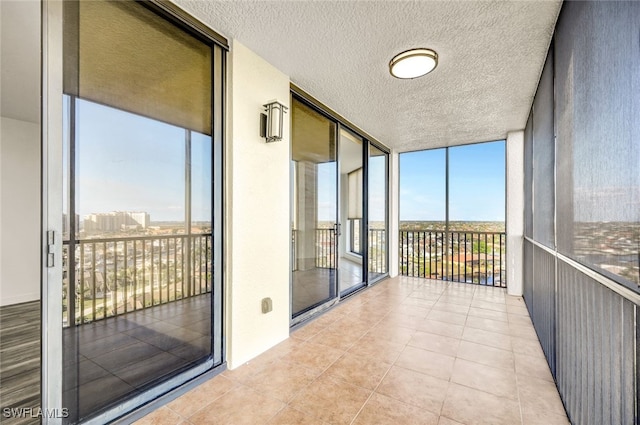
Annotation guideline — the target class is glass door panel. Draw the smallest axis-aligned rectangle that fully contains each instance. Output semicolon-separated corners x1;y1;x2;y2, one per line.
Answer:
291;98;338;317
368;145;389;282
61;2;218;421
339;128;365;295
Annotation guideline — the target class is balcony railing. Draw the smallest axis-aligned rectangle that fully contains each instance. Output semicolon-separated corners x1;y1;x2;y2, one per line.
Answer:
400;230;506;287
314;228;387;274
62;233;212;326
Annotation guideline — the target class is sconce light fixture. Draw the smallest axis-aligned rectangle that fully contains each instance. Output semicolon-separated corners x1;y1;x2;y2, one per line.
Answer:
260;100;288;143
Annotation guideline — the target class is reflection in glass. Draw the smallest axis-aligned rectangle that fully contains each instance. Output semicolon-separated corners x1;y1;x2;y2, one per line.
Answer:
62;99;213;422
291;98;338;316
368;145;388;282
339;129;364;295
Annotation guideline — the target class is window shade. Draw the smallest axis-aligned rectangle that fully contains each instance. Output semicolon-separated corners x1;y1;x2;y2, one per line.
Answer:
348;168;363;219
63;0;212;135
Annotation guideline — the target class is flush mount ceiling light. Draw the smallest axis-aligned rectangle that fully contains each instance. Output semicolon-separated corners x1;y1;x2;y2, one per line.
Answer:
389;48;438;79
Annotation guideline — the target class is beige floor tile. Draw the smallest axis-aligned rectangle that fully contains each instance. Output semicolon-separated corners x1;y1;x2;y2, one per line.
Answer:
380;311;428;330
308;327;363;351
267;336;306;358
508;323;539;340
392;304;431;318
441;383;521;425
507;313;533;327
347;334;405;363
266;406;327;425
416;319;464;339
408;292;442;302
242;359;319;402
325;352;392;390
428;309;468;326
465;317;511;335
472;293;506;304
514;352;554;382
506;304;530;316
510;336;544;357
521;408;570;425
376;365;449;414
166;375;235;417
286;340;344;373
470;300;507;313
467;307;509;322
135;406;182;425
291;320;327;341
367;322;416;345
450;358;518;400
222;354;280;384
461;327;512;351
353;392;439;425
518;375;567;417
505;296;526;306
395;346;455;381
188;385;285;425
289;373;371;424
432;302;471;315
437;417;466;425
437;295;473;306
401;296;437;309
456;340;514;370
408;330;461;357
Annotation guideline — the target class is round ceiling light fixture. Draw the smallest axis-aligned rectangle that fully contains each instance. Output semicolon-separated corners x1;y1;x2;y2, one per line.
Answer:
389;48;438;79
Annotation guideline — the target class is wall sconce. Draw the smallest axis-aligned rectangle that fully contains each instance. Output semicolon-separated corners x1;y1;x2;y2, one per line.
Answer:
260;100;288;143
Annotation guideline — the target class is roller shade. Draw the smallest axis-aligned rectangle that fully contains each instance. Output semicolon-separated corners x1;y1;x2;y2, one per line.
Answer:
63;0;212;135
348;168;363;219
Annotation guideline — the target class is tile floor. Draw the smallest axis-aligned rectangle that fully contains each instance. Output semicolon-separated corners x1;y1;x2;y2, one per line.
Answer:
135;276;569;425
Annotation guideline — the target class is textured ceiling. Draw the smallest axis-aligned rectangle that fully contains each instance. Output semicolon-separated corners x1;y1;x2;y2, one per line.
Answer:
175;0;561;152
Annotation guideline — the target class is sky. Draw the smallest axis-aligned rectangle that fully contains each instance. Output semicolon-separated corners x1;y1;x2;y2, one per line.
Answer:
67;97;212;222
68;97;504;225
400;141;506;222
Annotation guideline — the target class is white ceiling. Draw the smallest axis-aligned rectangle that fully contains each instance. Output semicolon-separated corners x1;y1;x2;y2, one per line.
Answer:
176;0;561;152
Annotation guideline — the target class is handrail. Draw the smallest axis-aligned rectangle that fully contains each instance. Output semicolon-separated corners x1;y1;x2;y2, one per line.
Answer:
399;229;506;287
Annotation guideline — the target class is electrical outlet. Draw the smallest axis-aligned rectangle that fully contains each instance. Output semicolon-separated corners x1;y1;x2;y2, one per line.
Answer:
261;297;272;314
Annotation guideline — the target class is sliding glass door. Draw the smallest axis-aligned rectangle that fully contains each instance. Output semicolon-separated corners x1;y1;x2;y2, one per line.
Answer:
59;1;224;422
291;93;390;321
291;98;339;317
339;128;365;296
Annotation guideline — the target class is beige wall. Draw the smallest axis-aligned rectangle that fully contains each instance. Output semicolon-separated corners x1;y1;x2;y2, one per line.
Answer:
0;117;41;306
226;41;291;368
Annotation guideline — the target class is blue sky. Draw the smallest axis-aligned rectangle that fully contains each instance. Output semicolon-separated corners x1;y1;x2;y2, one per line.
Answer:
70;98;211;222
70;97;503;224
400;141;505;222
